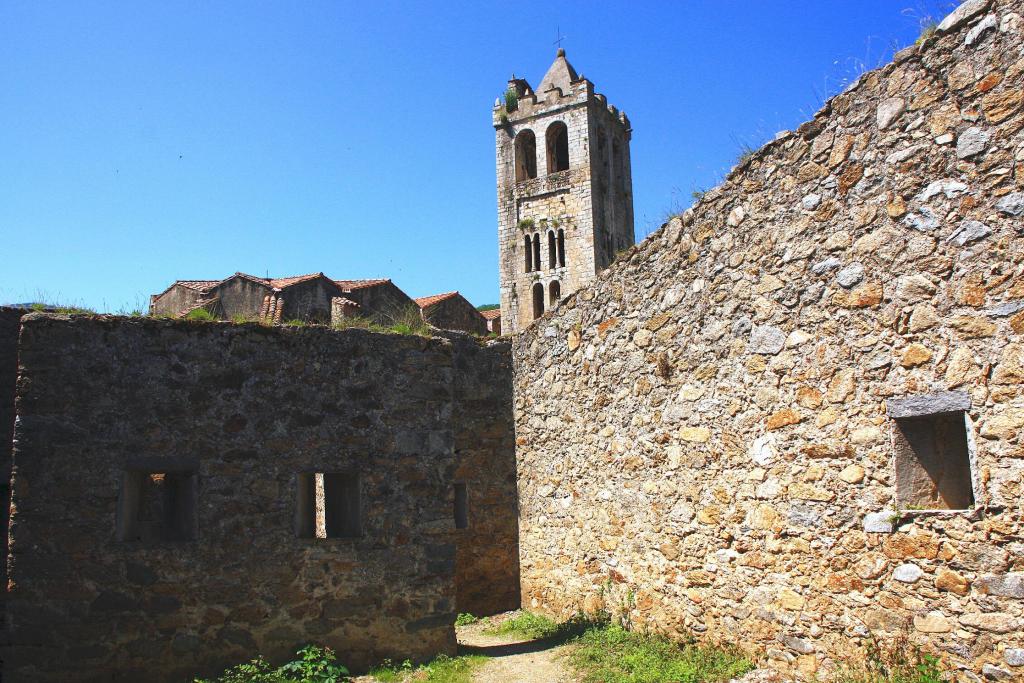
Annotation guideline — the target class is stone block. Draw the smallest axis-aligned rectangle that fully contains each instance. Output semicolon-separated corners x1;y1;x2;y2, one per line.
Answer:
975;573;1024;598
886;390;970;418
863;511;896;533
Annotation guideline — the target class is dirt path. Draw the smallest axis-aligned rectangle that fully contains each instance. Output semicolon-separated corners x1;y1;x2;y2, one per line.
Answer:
457;620;575;683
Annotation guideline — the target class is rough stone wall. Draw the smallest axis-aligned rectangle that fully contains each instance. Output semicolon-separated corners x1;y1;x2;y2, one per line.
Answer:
0;307;24;619
5;315;485;682
512;2;1024;679
448;335;520;615
423;297;488;336
496;59;635;335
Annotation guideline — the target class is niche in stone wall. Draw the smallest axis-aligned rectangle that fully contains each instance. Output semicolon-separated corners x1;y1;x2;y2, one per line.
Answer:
296;472;361;538
888;391;975;510
117;466;197;542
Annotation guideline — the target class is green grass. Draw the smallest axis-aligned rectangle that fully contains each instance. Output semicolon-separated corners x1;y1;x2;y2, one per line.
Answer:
454;612;478;626
369;654;487;683
734;142;757;167
185;307;217;322
915;20;937;46
570;624;752;683
26;301;95;315
484;611;563;640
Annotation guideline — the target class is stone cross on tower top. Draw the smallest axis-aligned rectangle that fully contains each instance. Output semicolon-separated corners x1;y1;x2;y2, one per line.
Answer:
493;50;635;334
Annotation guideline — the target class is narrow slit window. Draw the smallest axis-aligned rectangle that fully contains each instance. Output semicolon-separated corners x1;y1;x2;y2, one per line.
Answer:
557;229;565;267
296;472;361;538
454;483;468;530
548;231;556;269
524;235;533;272
118;470;196;542
532;233;541;271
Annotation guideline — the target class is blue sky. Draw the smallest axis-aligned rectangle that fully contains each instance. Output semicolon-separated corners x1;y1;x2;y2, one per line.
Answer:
0;1;954;311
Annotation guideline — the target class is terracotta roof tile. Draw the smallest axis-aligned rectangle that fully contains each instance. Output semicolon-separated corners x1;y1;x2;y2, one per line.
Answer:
480;309;501;320
334;279;390;291
268;272;325;288
414;291;459;309
177;280;220;291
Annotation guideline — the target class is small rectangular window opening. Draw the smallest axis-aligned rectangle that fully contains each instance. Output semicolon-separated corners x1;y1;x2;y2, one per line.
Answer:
296;472;361;539
118;470;197;542
893;411;974;510
454;482;469;530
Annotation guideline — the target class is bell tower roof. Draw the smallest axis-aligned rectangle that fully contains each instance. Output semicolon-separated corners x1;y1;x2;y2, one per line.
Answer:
537;48;579;94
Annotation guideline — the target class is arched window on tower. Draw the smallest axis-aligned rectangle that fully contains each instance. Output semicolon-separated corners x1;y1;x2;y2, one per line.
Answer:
532;283;545;320
557;229;565;267
547;231;556;269
514;130;537;181
532;233;541;271
549;280;561;306
524;235;533;272
546;121;569;174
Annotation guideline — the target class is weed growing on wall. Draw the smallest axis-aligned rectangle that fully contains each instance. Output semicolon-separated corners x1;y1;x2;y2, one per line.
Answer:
832;634;944;683
185;308;217;322
454;612;478;626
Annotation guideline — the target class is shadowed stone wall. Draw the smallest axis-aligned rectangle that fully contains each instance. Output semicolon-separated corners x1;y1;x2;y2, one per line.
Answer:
0;307;25;621
449;335;520;615
4;314;516;681
512;1;1024;678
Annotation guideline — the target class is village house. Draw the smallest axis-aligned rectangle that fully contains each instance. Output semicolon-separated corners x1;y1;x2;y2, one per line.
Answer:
414;292;488;336
151;272;419;326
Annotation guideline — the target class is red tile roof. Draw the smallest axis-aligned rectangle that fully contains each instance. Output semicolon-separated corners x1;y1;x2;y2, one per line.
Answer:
155;274;393;303
178;280;220;291
414;291;460;309
480;309;501;320
334;278;391;291
268;272;325;288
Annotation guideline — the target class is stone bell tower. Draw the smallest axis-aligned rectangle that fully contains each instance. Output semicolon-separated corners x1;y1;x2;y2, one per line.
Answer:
494;49;635;335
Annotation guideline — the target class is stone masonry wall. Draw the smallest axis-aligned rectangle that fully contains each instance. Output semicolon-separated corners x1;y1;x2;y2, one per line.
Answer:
513;2;1024;679
449;335;520;615
0;307;25;621
5;314;514;681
